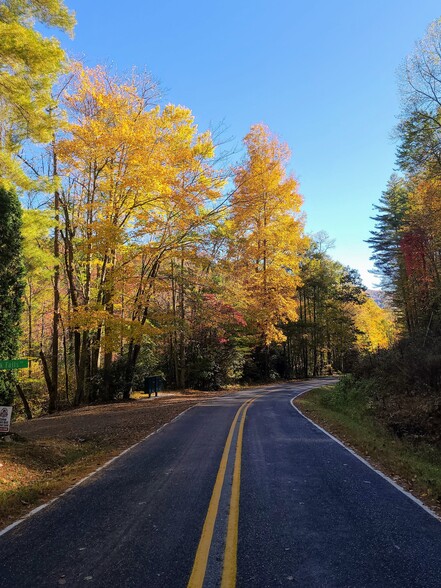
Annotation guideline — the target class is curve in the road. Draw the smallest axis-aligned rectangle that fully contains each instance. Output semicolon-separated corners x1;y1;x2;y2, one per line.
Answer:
0;379;440;588
290;392;440;523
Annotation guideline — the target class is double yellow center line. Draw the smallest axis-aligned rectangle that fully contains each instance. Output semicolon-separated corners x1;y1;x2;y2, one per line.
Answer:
187;397;256;588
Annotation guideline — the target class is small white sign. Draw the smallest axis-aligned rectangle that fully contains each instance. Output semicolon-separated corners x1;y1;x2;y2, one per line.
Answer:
0;406;12;433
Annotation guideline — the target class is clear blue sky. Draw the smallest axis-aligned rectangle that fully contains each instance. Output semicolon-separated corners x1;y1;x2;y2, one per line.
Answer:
60;0;441;288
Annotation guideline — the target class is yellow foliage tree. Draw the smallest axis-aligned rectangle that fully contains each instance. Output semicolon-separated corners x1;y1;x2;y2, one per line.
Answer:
354;297;396;352
0;0;75;187
56;64;224;400
231;123;307;348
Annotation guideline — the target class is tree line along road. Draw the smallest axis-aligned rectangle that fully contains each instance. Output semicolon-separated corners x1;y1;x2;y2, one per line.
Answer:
0;379;440;587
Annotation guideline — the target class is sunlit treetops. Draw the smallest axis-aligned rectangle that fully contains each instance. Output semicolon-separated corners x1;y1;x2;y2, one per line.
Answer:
0;0;75;188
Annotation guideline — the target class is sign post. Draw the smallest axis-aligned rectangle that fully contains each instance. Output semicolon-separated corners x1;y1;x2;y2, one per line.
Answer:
0;359;28;434
0;407;12;433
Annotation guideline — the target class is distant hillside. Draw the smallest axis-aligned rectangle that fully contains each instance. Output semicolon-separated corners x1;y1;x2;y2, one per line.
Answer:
367;289;387;309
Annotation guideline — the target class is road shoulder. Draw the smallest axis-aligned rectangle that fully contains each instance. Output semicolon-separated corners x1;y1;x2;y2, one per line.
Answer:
0;393;217;530
293;385;441;518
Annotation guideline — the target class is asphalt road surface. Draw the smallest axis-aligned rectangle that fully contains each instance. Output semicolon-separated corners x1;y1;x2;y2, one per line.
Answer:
1;379;440;588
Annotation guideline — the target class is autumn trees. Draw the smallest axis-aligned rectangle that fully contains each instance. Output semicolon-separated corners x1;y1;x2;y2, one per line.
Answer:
50;65;226;402
16;66;380;409
370;18;441;341
229;124;306;377
0;0;395;412
0;0;74;412
354;18;441;437
8;53;390;411
0;0;75;188
282;235;393;380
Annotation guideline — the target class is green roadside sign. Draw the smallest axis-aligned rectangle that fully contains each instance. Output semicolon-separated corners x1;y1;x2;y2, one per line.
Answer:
0;359;29;370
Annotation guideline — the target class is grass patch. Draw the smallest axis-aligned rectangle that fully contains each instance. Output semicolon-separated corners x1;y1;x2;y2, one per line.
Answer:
295;384;441;515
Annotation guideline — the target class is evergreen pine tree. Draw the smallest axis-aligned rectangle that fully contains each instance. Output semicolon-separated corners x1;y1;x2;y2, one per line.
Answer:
0;187;24;405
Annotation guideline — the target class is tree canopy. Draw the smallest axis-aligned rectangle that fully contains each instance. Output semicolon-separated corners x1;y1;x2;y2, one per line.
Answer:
0;0;75;188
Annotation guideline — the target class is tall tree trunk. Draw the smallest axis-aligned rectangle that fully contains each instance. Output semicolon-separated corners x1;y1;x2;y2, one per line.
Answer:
123;341;141;400
73;330;89;405
178;255;186;389
101;248;115;400
61;320;70;404
50;146;60;413
123;257;162;398
16;382;32;420
40;348;53;407
310;288;315;376
170;259;179;387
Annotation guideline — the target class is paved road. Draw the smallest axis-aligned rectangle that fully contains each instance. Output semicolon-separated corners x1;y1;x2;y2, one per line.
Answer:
1;379;440;587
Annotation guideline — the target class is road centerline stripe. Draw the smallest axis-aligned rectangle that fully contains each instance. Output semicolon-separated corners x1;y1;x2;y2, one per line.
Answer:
221;398;255;588
187;398;254;588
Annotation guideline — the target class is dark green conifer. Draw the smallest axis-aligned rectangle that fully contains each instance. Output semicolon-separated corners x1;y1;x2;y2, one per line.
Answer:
0;186;24;405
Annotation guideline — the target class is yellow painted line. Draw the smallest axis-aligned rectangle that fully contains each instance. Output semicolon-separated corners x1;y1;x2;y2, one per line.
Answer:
221;398;256;588
187;398;254;588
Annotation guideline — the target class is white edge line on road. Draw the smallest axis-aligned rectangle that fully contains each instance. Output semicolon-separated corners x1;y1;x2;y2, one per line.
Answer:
290;388;441;523
0;386;270;539
0;404;198;538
